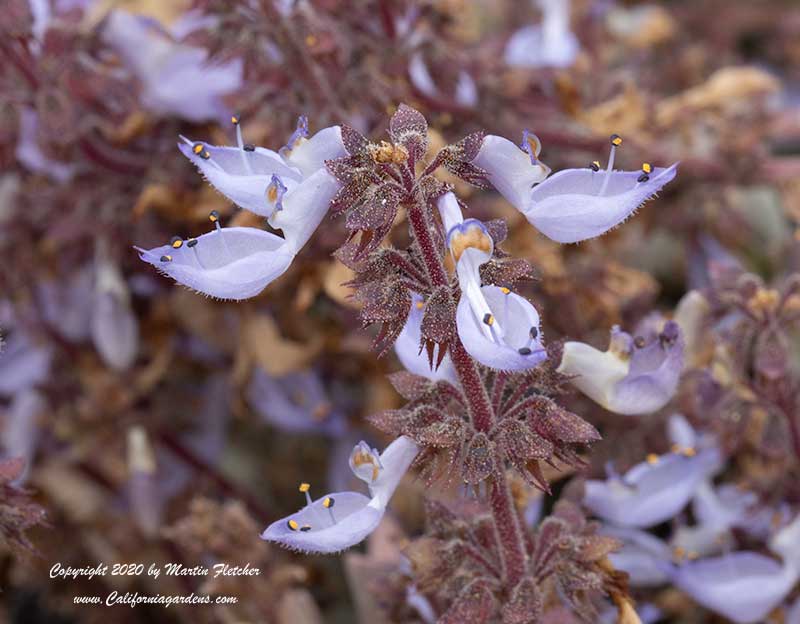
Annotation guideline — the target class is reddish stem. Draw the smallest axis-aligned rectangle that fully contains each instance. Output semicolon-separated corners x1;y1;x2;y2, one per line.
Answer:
489;457;527;587
405;187;527;586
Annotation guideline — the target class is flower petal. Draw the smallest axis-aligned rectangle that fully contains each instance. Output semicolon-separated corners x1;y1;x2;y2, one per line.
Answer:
472;135;551;212
667;552;798;624
136;226;294;300
269;168;341;253
603;526;671;587
91;263;138;371
261;436;419;554
284;125;345;178
457;285;547;371
103;10;241;123
178;139;301;216
584;449;720;528
395;294;457;383
369;436;420;507
261;491;383;554
524;164;678;243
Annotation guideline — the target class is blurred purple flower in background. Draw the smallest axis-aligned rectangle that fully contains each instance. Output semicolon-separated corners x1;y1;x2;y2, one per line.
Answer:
559;320;684;415
101;10;242;123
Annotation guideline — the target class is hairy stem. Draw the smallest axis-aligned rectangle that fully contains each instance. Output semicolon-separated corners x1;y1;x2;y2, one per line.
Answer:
405;189;527;586
490;457;527;587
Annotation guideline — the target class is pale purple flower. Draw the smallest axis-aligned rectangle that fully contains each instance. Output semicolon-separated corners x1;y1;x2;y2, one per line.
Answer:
395;293;457;384
603;526;671;587
584;415;721;527
246;368;346;437
0;331;52;398
666;552;797;624
178;116;344;228
438;193;546;371
101;10;242;123
137;225;296;300
557;320;684;415
261;436;419;554
504;0;579;69
138;117;346;300
671;481;757;557
91;258;139;371
37;265;94;342
474;132;677;244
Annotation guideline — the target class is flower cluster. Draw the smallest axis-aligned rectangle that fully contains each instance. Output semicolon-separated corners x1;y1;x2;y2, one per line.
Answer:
136;103;681;619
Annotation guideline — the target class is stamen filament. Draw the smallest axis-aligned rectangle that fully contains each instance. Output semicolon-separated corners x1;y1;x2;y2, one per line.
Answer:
234;118;254;175
599;135;620;196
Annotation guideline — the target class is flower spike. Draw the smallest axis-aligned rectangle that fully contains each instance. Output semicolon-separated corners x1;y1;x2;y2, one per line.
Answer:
584;415;722;528
261;436;419;554
438;193;547;371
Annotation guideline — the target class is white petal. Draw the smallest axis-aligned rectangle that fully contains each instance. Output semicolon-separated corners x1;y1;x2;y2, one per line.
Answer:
269;169;340;253
584;449;720;528
285;126;345;178
91;290;139;371
456;285;546;371
395;295;457;383
369;436;420;508
525;164;678;243
472;135;550;212
437;192;464;235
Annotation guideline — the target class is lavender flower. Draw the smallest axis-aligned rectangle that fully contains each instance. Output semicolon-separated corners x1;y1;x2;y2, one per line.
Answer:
439;193;546;371
603;526;672;587
504;0;580;69
666;551;797;624
0;331;52;398
246;368;347;437
261;436;419;554
178;116;345;227
101;10;243;123
583;415;721;527
557;320;684;415
91;256;139;371
474;133;677;243
671;480;757;557
137;117;347;299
